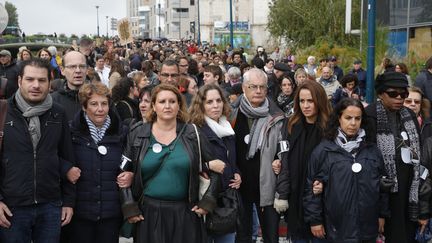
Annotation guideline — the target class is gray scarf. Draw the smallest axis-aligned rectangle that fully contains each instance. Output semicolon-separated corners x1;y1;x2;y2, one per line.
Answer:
15;90;53;150
335;127;365;155
376;100;421;216
239;94;270;159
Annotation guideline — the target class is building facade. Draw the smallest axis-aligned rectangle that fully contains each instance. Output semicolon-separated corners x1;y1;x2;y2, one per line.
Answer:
198;0;271;48
164;0;197;40
377;0;432;58
148;0;166;38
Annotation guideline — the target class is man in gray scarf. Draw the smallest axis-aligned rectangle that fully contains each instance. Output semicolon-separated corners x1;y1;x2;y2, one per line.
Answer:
230;68;286;243
0;59;75;243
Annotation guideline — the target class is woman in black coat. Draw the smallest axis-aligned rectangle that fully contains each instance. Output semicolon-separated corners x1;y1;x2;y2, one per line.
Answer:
189;84;242;242
275;81;331;242
112;77;140;121
303;98;390;243
69;82;130;243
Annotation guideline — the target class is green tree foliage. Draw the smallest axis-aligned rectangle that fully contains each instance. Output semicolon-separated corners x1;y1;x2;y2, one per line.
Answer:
267;0;361;48
5;1;19;27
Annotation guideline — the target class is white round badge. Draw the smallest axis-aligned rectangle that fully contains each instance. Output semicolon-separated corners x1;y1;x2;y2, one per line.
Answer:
152;143;163;153
352;163;362;173
98;145;107;155
244;134;250;144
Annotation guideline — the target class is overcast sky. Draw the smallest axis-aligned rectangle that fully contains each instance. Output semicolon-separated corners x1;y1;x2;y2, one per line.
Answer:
2;0;126;36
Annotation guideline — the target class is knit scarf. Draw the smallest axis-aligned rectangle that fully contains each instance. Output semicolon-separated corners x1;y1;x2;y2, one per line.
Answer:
204;115;235;138
84;113;111;144
15;90;53;150
277;93;294;117
334;128;365;155
239;94;270;159
376;100;421;209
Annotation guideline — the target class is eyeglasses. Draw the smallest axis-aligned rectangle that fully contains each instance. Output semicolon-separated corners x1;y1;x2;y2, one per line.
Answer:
404;98;421;105
385;90;408;99
247;84;267;91
160;73;180;78
64;64;88;70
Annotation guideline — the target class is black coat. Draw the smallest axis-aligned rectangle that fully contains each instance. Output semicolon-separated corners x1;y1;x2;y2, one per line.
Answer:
199;123;239;190
70;110;127;221
121;121;220;218
1;96;75;207
51;80;82;122
115;97;140;122
364;103;425;243
276;118;323;237
303;139;390;243
0;61;19;98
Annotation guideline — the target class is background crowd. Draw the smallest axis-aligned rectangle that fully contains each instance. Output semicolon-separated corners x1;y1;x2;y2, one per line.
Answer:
1;38;432;243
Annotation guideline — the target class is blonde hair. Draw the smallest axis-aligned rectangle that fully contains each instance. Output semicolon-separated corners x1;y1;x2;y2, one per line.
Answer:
145;84;188;123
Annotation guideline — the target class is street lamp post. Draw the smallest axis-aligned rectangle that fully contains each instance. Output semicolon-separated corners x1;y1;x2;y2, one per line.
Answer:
96;5;100;37
106;16;109;38
179;0;182;40
229;0;234;48
158;3;161;38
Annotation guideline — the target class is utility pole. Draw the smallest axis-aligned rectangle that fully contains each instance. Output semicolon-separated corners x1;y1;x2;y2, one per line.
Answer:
158;3;161;38
366;0;376;103
96;5;100;37
106;16;109;38
229;0;234;48
197;0;201;45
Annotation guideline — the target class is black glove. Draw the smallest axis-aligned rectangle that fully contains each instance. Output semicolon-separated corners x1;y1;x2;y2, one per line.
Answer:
380;176;395;192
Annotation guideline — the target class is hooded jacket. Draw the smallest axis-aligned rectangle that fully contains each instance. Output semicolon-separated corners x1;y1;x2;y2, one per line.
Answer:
303;139;390;243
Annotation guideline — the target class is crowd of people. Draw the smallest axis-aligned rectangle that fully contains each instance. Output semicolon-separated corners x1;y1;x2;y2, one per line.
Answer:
0;38;432;243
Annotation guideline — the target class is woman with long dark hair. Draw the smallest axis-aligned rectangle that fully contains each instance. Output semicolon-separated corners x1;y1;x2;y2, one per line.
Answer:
275;81;331;242
111;77;139;121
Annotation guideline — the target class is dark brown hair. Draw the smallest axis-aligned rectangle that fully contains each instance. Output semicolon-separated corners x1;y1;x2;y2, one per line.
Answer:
287;81;331;133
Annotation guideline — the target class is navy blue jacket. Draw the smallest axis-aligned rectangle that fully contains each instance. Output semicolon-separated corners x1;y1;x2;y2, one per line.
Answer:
304;140;390;243
70;110;127;221
199;123;240;190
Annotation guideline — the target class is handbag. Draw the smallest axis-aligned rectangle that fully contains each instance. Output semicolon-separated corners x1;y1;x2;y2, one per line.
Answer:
192;124;210;200
206;188;241;235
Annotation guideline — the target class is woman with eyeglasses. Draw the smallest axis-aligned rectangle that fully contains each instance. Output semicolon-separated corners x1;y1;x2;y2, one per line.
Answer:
275;81;331;243
303;98;389;243
403;87;432;142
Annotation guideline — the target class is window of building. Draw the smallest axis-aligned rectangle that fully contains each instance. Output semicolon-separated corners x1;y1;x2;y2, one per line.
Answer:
190;0;195;5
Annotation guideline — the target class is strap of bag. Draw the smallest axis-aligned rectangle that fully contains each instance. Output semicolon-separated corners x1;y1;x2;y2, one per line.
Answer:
0;100;7;154
0;77;7;99
119;100;134;118
192;124;202;172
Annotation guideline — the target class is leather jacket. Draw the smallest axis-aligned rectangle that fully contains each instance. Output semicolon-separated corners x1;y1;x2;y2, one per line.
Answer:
121;121;220;219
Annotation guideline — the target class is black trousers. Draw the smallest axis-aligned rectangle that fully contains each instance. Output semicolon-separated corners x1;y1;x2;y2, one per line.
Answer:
69;217;122;243
236;197;280;243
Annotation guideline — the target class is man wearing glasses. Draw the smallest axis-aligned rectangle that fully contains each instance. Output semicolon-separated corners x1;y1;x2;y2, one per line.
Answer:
158;60;180;86
230;68;285;243
52;51;88;122
364;71;430;243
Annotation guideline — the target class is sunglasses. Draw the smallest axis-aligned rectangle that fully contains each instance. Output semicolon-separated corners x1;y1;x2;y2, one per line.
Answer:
385;90;408;99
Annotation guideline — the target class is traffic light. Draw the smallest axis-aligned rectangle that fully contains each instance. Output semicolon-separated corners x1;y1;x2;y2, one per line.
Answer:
190;22;195;34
